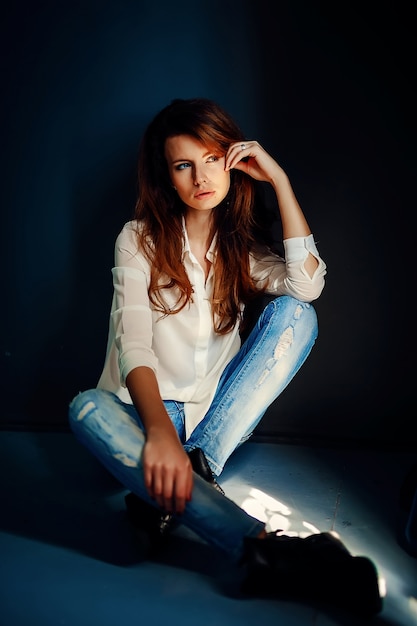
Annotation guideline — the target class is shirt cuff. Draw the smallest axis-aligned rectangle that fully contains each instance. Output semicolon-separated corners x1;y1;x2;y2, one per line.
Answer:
283;234;320;262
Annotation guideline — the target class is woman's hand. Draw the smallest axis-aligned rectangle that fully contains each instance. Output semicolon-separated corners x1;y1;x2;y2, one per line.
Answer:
142;430;193;514
226;141;317;256
225;140;284;184
126;366;194;515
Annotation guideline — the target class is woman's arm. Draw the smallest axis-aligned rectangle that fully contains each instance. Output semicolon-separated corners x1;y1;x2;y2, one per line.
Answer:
113;224;193;514
126;366;193;514
226;141;318;277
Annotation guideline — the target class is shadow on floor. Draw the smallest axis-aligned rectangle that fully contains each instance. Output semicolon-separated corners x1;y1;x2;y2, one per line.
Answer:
1;431;417;626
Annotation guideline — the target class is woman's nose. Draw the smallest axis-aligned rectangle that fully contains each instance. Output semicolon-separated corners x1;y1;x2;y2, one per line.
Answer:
193;167;207;185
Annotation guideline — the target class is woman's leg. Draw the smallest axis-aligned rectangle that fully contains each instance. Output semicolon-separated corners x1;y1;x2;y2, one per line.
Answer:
68;389;265;562
68;355;382;615
184;296;318;476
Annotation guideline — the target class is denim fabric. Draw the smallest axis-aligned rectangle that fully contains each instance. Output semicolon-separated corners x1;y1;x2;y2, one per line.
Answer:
68;296;318;561
185;296;318;475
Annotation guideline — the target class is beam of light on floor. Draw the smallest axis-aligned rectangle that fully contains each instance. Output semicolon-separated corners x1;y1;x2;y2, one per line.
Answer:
241;487;320;535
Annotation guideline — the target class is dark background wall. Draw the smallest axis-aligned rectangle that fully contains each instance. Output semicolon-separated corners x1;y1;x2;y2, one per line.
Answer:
1;1;415;446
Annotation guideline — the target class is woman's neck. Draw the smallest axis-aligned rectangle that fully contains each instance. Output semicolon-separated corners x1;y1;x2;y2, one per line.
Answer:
184;210;213;249
184;210;214;280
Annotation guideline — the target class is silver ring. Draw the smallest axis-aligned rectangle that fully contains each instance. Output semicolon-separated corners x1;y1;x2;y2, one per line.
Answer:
241;143;246;151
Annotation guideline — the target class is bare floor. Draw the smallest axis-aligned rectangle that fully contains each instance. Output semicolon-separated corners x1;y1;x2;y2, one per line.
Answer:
1;431;416;626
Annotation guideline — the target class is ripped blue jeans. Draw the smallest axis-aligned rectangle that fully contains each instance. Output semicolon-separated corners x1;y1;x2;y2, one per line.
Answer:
69;296;318;562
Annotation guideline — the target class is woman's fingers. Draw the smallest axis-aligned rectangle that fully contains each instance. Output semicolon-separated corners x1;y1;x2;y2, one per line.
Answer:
225;140;256;170
225;140;281;183
144;453;193;514
172;465;193;513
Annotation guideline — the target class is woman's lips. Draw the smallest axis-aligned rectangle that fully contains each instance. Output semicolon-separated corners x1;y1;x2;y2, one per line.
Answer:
194;190;215;199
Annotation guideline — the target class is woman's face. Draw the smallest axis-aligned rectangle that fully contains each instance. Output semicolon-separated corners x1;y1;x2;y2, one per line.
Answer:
165;134;230;214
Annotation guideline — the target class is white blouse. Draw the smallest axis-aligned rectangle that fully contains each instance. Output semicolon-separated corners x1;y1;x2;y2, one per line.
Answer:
97;220;327;437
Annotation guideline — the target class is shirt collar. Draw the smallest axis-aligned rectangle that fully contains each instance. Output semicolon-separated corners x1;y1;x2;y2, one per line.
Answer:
181;216;217;262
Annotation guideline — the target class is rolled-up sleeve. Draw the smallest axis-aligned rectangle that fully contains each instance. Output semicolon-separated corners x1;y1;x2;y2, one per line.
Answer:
111;267;158;384
250;234;327;302
111;225;158;386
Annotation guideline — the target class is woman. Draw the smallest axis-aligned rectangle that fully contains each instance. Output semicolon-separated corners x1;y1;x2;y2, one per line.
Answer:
69;98;381;615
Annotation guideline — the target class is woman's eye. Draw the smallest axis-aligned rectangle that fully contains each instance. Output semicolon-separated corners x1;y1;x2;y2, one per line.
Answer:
176;163;191;171
207;156;218;163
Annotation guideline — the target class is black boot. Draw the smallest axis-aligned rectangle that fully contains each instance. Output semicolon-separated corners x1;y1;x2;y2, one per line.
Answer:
125;491;175;543
242;531;383;617
125;448;224;545
187;447;225;495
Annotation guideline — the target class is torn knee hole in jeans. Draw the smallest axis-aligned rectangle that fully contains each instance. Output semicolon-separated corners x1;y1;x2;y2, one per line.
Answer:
274;325;294;359
73;400;142;468
76;401;96;421
294;304;303;320
256;325;294;386
113;453;138;467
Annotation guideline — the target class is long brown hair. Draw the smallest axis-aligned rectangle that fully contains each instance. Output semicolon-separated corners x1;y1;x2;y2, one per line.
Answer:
134;98;272;334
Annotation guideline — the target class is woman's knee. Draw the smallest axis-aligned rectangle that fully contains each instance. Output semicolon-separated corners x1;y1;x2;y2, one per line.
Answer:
266;296;318;336
69;389;94;419
68;389;111;432
266;295;316;318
